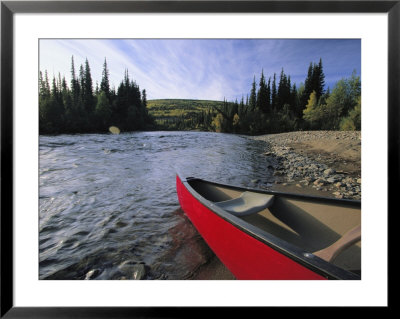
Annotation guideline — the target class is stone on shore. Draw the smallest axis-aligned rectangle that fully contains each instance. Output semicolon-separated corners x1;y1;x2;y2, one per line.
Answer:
250;131;361;200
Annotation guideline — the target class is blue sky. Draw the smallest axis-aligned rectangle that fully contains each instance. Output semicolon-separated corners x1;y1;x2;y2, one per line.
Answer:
39;39;361;101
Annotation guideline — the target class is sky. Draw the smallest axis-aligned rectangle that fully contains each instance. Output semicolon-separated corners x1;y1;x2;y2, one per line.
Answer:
39;39;361;101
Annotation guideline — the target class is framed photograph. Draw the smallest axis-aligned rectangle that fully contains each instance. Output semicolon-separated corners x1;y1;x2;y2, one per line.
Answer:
1;0;395;316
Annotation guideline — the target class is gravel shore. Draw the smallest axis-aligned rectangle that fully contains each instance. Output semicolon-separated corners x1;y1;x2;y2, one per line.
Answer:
250;130;361;200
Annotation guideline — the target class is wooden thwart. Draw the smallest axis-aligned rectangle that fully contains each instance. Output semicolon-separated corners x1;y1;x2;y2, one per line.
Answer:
314;224;361;263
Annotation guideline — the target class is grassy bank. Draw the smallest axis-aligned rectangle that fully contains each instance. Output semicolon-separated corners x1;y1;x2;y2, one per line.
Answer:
147;99;222;131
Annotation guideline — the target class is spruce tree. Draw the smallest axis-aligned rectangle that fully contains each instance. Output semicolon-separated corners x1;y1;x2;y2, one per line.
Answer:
95;91;111;130
79;64;85;102
277;69;291;109
256;70;269;113
70;56;79;101
314;58;325;100
239;96;245;116
249;76;257;111
290;83;298;114
271;73;277;111
266;77;271;112
100;58;110;99
301;62;314;108
39;71;50;99
51;76;58;101
44;70;51;95
232;98;239;118
61;76;72;117
83;58;94;114
142;89;147;108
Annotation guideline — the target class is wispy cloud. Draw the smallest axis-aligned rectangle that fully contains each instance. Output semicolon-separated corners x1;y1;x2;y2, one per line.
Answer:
39;39;360;101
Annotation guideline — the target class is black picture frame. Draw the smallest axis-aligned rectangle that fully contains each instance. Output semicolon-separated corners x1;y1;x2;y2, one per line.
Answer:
1;0;395;317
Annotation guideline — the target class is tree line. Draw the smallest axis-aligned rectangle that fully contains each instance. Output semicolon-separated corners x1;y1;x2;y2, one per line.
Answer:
39;57;360;135
207;59;361;134
39;57;155;134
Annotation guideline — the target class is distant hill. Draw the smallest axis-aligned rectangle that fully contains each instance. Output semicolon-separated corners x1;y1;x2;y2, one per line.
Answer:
147;99;222;130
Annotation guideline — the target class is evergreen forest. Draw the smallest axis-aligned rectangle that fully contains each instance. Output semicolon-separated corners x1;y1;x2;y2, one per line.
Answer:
39;57;361;135
39;57;155;134
205;59;361;135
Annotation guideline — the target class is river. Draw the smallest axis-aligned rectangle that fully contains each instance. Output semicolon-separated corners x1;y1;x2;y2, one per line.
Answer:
39;131;274;280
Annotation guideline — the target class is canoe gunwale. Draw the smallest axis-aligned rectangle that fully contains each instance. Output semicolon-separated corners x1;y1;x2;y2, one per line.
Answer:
178;174;361;280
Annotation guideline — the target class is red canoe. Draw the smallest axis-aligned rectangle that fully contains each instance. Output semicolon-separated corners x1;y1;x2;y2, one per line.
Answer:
176;174;361;280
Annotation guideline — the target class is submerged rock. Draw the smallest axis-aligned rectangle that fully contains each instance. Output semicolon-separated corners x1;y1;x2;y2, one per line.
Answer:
118;260;147;280
85;269;100;280
132;264;146;280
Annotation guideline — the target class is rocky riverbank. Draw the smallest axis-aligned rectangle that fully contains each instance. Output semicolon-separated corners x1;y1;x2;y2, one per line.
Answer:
250;131;361;200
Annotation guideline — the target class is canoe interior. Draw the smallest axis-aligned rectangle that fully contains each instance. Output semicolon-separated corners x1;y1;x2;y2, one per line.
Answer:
188;179;361;274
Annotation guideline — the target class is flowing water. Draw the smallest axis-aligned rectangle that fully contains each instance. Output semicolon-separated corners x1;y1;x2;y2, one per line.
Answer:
39;131;274;280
